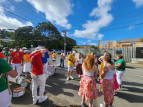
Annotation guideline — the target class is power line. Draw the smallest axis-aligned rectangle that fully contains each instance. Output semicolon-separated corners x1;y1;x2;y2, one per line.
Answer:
0;6;37;25
7;0;43;23
80;22;143;35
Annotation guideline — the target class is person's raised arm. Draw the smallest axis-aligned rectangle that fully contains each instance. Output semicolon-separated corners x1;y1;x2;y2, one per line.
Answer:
6;70;18;78
99;56;103;63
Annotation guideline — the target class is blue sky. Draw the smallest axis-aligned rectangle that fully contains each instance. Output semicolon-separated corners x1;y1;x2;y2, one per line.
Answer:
0;0;143;46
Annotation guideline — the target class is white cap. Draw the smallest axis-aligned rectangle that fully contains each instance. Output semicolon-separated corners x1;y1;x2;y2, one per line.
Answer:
22;47;27;50
24;50;29;53
73;51;76;55
36;47;42;50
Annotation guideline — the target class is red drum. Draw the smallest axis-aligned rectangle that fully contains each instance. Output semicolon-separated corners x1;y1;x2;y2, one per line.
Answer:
47;65;56;76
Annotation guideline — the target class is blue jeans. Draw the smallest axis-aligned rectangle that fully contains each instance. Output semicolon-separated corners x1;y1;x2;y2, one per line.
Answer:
60;58;64;67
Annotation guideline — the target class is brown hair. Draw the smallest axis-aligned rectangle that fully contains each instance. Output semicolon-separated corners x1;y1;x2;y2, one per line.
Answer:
104;53;114;65
117;54;123;59
83;53;95;73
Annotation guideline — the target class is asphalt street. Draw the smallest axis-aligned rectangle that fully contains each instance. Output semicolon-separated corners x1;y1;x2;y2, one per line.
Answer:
10;57;143;107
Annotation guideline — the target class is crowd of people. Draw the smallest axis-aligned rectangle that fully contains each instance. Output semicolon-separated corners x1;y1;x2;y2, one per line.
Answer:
0;46;126;107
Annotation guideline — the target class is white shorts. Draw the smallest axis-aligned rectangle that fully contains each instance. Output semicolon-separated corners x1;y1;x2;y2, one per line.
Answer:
68;65;74;71
23;62;31;72
0;89;11;107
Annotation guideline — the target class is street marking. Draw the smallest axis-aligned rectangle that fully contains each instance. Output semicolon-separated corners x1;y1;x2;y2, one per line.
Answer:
124;73;143;78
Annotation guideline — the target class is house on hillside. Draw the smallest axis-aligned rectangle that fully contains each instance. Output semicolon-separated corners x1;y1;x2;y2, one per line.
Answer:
99;38;143;48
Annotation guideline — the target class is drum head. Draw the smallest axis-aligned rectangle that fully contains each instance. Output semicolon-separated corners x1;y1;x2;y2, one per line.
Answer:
20;79;28;88
47;65;55;76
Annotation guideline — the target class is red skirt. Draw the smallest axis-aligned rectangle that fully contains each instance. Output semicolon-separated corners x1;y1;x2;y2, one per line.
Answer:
76;64;82;75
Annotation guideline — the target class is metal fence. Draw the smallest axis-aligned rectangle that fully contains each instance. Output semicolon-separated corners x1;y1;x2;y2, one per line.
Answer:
73;47;137;62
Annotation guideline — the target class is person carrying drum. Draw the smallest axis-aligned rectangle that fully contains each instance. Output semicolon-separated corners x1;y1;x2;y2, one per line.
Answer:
29;48;47;105
67;51;76;81
59;50;65;68
9;46;24;80
41;47;52;79
23;50;31;77
52;50;58;68
0;58;18;107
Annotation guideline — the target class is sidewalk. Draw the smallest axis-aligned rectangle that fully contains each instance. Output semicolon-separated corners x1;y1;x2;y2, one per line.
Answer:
126;63;143;69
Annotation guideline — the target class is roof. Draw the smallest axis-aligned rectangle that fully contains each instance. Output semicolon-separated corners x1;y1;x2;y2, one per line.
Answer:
78;45;90;46
118;38;141;43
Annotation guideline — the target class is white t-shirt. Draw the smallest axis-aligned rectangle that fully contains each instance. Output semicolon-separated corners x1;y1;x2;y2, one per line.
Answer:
61;53;65;56
78;58;83;64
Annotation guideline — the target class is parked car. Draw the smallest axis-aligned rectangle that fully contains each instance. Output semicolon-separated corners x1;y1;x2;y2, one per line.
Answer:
51;49;61;54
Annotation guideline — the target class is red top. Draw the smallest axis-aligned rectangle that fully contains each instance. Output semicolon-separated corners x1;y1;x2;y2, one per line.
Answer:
10;51;23;64
0;52;4;58
21;51;24;57
29;52;43;75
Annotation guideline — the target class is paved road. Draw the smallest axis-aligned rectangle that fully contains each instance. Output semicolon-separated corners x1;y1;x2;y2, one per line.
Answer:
10;57;143;107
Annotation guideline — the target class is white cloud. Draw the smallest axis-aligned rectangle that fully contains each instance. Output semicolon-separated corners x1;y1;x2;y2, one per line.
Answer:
97;34;104;40
10;6;15;11
128;25;135;30
0;7;33;30
27;0;73;29
72;0;113;40
88;40;91;42
132;0;143;7
89;43;97;46
80;41;97;46
15;0;22;2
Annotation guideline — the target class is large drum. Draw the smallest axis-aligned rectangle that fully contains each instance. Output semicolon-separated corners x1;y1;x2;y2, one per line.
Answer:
12;87;25;98
47;65;56;76
16;76;28;88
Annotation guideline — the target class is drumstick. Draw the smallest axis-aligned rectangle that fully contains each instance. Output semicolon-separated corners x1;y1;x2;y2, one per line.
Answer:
30;71;38;78
6;75;11;95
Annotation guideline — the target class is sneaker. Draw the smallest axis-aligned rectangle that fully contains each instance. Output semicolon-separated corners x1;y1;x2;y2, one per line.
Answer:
38;96;48;103
78;75;81;77
100;104;105;107
97;78;99;81
67;77;70;81
113;92;115;95
70;76;74;80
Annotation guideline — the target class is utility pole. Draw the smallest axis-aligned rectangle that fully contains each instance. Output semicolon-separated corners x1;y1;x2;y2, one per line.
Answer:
62;30;68;54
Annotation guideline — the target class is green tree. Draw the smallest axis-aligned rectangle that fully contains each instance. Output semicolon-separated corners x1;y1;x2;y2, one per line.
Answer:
90;45;97;49
140;38;143;42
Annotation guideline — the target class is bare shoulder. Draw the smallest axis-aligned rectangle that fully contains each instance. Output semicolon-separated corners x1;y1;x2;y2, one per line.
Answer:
103;65;109;72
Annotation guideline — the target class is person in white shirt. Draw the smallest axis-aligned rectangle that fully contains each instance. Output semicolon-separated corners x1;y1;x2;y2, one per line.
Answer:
59;50;65;68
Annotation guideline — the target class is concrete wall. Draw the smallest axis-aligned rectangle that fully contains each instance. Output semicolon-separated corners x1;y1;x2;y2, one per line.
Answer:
131;58;143;63
73;47;139;62
73;48;97;58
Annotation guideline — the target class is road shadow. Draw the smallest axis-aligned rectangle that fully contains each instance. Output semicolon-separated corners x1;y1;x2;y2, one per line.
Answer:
123;81;143;87
45;71;79;97
125;66;135;69
116;92;143;103
122;86;143;94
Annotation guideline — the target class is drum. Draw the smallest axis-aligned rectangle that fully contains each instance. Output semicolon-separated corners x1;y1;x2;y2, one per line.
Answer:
12;87;25;98
16;76;28;88
47;65;56;76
